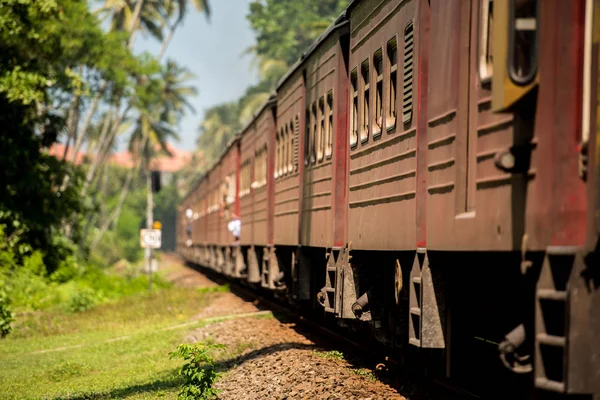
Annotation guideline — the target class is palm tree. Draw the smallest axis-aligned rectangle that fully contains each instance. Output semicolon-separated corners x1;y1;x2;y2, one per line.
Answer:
197;102;241;163
159;0;211;59
160;60;198;123
72;0;168;165
97;0;165;44
235;56;287;125
91;60;196;249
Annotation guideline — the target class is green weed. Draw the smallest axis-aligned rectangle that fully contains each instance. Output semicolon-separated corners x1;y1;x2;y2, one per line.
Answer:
196;285;229;294
48;361;88;381
351;368;377;382
314;349;345;360
170;342;226;400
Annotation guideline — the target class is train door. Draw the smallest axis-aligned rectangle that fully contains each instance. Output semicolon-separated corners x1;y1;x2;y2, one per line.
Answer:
430;0;539;397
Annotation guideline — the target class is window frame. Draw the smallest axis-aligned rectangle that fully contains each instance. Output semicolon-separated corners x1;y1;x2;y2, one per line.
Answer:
283;126;289;176
326;90;333;158
311;101;317;164
317;95;325;162
479;0;494;83
360;59;370;144
386;36;398;131
373;48;384;138
288;120;294;172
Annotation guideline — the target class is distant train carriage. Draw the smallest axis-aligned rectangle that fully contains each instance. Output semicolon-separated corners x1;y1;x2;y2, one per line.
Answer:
203;162;222;270
238;96;277;284
271;13;350;298
176;0;600;398
312;1;428;347
216;137;241;277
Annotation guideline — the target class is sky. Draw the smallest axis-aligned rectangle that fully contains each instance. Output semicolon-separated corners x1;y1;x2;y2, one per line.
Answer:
131;0;260;151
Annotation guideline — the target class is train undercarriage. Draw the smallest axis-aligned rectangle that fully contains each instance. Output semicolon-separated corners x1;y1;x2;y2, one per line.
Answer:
179;241;599;399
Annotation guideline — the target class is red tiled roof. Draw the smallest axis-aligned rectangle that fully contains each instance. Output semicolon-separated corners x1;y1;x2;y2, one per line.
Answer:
47;142;193;173
47;144;87;165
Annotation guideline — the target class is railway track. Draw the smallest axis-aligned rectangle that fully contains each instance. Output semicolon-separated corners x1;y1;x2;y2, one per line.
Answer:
184;260;481;400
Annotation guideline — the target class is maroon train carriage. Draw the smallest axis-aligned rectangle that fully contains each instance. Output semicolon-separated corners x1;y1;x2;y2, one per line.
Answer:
203;160;222;269
237;96;278;285
268;13;351;298
178;175;208;263
176;0;600;398
215;136;241;277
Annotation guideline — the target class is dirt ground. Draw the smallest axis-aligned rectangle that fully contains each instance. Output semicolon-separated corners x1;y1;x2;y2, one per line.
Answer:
163;253;460;400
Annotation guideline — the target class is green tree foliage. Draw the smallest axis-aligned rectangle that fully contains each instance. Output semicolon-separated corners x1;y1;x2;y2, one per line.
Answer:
0;0;139;274
196;102;241;163
0;289;13;338
247;0;348;65
195;0;349;165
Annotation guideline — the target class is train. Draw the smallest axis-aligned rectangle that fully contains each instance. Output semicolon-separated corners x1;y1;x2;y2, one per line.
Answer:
177;0;600;398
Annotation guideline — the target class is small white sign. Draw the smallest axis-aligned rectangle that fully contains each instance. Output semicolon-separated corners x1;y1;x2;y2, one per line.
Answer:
140;229;161;248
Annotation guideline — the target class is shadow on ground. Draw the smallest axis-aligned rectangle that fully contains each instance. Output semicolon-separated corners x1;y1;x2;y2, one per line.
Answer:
182;259;470;400
52;370;181;400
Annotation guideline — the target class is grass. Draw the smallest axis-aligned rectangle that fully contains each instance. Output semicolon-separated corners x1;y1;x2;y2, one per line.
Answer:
350;368;377;382
0;286;224;399
314;349;345;361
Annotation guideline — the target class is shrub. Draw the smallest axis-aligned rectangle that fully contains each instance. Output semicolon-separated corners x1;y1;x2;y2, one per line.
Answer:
170;342;226;400
66;287;97;313
0;290;13;338
49;255;79;283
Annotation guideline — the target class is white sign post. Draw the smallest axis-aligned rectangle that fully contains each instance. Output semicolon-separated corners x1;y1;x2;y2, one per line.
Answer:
140;228;161;292
140;229;162;249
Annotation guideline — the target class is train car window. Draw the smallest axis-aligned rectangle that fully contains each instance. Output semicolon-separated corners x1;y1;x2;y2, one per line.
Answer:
294;115;300;170
288;120;294;172
278;131;283;178
279;129;285;177
256;151;260;186
304;108;311;165
283;125;289;175
318;96;325;162
260;147;267;186
508;0;538;85
240;167;243;198
227;173;235;204
387;37;398;130
256;153;260;187
243;159;250;196
350;68;358;148
311;102;317;164
261;148;265;185
374;49;383;138
256;150;261;186
402;21;414;125
479;0;494;82
254;149;260;187
360;59;370;143
326;91;333;158
262;145;268;185
275;134;280;179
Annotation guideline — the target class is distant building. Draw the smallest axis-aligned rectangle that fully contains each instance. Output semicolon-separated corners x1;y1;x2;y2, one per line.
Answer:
48;142;197;252
48;143;193;177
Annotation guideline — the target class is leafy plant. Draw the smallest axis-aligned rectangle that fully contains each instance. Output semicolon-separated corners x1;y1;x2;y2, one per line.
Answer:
66;287;97;313
351;368;377;382
314;349;344;360
0;289;13;338
170;342;226;400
